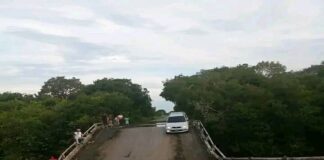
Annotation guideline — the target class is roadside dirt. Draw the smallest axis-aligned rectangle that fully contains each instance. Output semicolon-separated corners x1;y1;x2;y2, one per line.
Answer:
75;126;212;160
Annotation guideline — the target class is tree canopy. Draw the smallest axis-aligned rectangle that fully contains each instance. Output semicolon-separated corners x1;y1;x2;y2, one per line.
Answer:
38;76;83;99
161;61;324;156
0;77;154;160
84;78;154;118
254;61;286;77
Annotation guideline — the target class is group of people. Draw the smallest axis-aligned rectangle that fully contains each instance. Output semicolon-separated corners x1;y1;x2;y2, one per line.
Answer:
101;114;130;128
49;114;130;160
73;114;130;146
101;114;114;128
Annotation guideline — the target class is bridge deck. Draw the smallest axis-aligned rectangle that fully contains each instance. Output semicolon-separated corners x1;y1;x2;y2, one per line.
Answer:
76;126;212;160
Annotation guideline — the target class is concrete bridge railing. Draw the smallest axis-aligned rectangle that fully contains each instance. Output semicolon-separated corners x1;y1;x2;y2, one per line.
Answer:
58;123;103;160
58;120;324;160
193;120;324;160
193;120;226;159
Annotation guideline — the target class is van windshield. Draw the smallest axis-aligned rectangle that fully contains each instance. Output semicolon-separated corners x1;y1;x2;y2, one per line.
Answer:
167;116;186;123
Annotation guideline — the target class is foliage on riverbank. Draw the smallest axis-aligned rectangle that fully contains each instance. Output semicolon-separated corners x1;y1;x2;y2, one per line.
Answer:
0;77;154;160
161;61;324;156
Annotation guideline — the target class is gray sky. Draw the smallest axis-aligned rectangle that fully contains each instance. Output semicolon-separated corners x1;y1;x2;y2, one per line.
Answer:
0;0;323;112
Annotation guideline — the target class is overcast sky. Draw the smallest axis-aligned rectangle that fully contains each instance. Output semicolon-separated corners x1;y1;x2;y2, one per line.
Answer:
0;0;323;111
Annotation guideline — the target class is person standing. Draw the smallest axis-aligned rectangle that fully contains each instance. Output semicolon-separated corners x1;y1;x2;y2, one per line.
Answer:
74;129;82;144
118;114;123;125
114;116;120;126
101;114;108;128
125;117;129;125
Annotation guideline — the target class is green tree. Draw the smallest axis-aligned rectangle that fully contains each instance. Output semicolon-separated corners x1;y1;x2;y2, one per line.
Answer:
0;76;155;160
38;76;83;99
155;109;167;116
84;78;154;117
161;61;324;156
254;61;286;78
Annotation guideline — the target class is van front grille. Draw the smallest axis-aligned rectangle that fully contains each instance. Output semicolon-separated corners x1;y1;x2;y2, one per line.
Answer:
172;127;181;129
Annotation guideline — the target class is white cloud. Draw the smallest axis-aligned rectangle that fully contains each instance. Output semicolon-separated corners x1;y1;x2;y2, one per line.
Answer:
0;67;21;76
51;5;95;20
0;36;65;65
81;55;131;64
0;83;41;94
0;18;73;36
0;0;323;111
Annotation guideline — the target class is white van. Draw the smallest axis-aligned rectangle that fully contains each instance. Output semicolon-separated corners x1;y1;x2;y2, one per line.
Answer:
165;112;189;133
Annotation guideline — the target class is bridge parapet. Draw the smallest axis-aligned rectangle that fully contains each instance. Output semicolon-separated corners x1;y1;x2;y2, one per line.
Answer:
58;123;103;160
193;120;324;160
193;120;226;159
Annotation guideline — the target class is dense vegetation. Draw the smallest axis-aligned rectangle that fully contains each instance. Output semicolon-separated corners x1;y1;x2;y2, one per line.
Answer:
0;77;154;160
161;61;324;157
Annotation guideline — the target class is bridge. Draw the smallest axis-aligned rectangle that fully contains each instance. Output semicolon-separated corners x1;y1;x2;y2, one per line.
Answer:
58;121;324;160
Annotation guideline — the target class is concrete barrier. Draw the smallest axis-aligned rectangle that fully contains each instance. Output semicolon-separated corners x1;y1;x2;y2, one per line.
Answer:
58;123;103;160
193;120;324;160
193;120;226;160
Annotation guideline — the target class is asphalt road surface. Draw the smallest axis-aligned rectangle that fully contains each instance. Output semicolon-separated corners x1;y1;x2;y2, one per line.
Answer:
76;126;212;160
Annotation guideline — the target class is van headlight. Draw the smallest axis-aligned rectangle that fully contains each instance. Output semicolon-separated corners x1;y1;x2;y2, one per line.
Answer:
182;126;188;129
166;126;171;129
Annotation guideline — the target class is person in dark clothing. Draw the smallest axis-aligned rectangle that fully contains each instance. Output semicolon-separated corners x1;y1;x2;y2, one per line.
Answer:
102;114;108;128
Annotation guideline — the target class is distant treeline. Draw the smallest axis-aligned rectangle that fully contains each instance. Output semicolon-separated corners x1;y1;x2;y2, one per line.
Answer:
161;61;324;157
0;78;155;160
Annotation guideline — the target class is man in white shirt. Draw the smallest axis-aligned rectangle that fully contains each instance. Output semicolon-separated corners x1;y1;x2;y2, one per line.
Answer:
74;129;82;144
